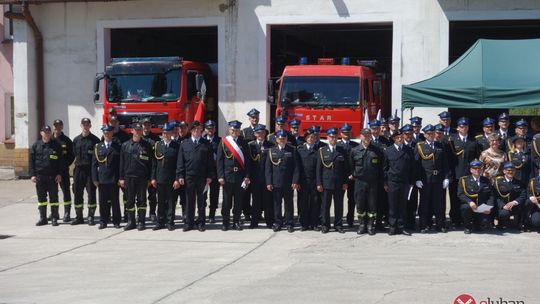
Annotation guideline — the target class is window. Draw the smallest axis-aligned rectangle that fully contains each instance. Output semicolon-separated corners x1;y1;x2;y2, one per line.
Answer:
186;71;198;100
3;5;14;41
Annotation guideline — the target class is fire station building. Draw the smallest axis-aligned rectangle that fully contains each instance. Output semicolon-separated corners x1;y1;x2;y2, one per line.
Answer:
2;0;540;175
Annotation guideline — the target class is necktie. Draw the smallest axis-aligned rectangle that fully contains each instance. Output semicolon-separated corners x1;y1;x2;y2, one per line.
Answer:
106;143;110;150
430;143;434;150
397;146;400;152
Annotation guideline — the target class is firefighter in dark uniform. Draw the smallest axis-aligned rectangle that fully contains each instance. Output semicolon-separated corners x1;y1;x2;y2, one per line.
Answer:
410;116;425;142
296;128;321;231
267;116;294;145
309;125;326;231
387;115;400;139
119;123;153;231
507;136;532;182
317;127;350;233
141;117;161;223
52;119;74;222
242;108;260;142
108;114;131;143
415;124;450;233
92;125;122;229
492;162;526;230
265;130;300;232
338;123;359;228
448;117;480;228
370;119;391;148
289;119;304;147
217;120;251;231
476;117;495;151
384;129;415;235
247;124;274;229
203;120;221;223
311;125;327;148
496;113;512;152
151;122;180;231
72;118;100;225
177;121;215;232
107;114;130;223
172;120;190;221
402;124;419;230
350;128;382;235
525;171;540;232
30;125;64;226
438;111;455;137
379;118;390;139
507;119;531;154
458;160;494;234
369;119;390;230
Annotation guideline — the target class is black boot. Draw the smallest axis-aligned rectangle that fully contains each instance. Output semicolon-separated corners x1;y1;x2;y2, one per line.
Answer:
36;206;48;226
124;211;136;231
87;208;96;226
51;206;60;226
357;217;367;235
209;209;216;223
71;208;84;225
63;204;71;222
367;218;376;235
137;210;146;231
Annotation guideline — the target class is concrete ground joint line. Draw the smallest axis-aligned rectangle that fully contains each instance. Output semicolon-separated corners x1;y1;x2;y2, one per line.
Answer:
0;194;38;209
0;230;125;273
152;232;277;304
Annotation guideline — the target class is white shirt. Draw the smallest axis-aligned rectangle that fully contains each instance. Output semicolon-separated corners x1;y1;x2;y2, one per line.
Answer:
394;144;402;151
104;140;112;149
192;136;201;144
460;135;467;142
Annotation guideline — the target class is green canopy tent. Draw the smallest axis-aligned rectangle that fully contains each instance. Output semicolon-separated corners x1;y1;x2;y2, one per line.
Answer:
402;38;540;109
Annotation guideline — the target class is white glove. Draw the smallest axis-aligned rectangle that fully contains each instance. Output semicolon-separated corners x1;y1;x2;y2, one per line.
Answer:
442;179;449;189
415;180;423;189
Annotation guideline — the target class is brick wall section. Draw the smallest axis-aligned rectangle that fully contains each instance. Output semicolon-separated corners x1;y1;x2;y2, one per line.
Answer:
0;144;30;177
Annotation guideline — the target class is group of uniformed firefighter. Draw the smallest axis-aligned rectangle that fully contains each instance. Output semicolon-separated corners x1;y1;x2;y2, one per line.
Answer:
29;110;540;235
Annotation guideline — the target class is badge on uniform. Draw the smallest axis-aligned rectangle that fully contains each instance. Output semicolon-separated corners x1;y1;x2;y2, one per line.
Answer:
140;155;149;161
49;154;58;160
372;158;378;164
87;149;93;154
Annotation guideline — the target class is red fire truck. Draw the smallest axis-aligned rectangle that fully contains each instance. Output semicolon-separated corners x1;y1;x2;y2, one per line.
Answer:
94;57;215;131
268;57;385;137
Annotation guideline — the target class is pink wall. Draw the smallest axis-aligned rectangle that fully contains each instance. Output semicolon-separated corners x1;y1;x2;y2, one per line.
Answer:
0;5;14;142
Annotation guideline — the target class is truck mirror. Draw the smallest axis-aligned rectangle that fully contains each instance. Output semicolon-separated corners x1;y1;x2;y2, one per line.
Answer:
94;73;105;102
267;79;275;105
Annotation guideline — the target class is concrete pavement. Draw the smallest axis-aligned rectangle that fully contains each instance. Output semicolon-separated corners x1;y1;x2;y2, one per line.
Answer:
0;179;538;304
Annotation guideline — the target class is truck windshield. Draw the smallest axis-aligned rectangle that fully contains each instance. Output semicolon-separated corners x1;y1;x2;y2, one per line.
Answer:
280;76;360;106
106;67;181;103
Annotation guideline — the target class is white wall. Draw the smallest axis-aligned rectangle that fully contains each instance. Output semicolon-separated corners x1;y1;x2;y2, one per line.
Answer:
12;0;540;144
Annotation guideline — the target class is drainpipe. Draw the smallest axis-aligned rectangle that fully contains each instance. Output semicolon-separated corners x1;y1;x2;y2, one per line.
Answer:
5;2;44;134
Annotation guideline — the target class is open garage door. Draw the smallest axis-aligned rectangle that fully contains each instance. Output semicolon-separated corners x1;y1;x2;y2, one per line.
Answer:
269;23;393;127
109;27;219;126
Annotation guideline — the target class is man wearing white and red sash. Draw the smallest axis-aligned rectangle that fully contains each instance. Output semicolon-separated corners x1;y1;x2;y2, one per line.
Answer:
216;120;251;231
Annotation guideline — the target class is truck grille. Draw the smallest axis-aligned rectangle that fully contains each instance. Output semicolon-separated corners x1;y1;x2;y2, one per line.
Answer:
116;112;168;128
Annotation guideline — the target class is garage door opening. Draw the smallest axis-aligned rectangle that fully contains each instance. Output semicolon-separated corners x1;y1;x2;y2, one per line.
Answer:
269;23;393;126
109;27;219;126
449;20;540;133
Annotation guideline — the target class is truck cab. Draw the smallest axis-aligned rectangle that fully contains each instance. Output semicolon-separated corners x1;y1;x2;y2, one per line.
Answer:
269;57;385;137
94;57;215;132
